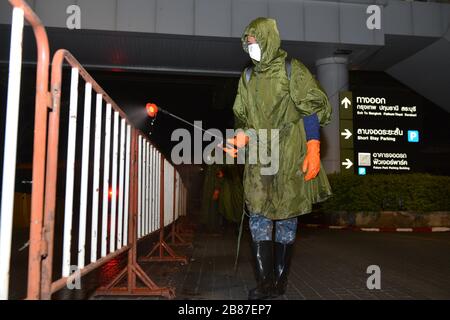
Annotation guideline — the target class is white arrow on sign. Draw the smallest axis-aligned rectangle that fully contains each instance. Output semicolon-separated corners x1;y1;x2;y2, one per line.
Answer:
341;159;353;169
340;129;352;140
341;97;351;109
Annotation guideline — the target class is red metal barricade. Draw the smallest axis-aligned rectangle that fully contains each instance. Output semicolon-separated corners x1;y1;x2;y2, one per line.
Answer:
1;0;190;300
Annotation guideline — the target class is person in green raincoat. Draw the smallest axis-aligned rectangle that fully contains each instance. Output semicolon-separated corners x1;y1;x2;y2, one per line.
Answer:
200;164;224;232
225;17;333;300
217;165;244;224
200;163;244;231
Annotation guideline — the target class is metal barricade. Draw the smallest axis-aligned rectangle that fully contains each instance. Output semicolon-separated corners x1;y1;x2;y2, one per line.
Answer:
40;50;135;299
0;0;50;300
1;0;189;300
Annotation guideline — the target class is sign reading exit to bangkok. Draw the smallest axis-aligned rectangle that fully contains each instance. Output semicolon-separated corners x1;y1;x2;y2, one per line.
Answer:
338;91;423;175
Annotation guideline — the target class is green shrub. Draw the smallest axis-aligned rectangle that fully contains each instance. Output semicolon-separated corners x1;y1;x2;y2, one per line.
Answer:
318;173;450;213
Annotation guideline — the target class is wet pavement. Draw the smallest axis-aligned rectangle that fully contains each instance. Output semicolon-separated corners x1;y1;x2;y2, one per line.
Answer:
62;225;450;300
10;225;450;300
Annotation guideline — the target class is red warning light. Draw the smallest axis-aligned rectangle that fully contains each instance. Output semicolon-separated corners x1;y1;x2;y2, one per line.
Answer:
146;103;158;118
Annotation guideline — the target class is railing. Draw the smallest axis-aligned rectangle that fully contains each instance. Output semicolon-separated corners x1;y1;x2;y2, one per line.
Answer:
1;0;189;300
0;0;50;300
40;50;136;299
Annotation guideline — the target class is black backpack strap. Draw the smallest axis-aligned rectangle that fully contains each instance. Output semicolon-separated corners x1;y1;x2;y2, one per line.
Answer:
285;58;292;80
245;66;253;83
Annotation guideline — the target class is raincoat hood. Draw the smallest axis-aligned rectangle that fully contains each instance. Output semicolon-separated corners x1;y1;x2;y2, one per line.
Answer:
241;17;286;71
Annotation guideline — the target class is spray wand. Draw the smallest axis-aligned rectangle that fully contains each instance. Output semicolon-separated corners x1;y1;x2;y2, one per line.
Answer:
145;103;238;152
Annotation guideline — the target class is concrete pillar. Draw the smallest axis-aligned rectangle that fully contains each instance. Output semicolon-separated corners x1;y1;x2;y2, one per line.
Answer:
315;56;349;174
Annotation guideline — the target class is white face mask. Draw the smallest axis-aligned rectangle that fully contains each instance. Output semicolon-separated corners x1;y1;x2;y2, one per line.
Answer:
248;43;261;62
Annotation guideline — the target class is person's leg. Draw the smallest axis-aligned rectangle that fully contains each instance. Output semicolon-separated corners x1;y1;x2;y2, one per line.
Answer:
248;214;274;300
274;217;297;244
249;214;273;242
273;217;297;296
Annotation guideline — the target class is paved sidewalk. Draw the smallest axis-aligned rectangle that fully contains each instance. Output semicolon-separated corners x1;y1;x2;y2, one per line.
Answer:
52;226;450;300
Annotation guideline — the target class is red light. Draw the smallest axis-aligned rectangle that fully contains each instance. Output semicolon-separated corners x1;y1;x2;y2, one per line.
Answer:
109;189;113;198
146;103;158;118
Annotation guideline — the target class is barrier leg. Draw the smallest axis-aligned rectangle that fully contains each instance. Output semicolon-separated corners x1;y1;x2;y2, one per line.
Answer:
95;130;175;298
165;170;192;247
140;155;188;264
166;221;192;247
177;217;195;236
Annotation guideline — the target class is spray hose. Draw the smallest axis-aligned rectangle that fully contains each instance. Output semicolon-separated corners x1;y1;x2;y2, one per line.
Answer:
233;200;247;273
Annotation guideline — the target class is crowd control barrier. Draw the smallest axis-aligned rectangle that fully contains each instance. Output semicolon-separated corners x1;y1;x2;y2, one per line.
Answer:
1;0;189;300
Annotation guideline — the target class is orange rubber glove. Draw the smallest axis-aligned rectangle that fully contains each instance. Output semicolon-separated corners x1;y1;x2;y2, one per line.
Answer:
302;139;321;182
212;189;220;201
222;131;249;158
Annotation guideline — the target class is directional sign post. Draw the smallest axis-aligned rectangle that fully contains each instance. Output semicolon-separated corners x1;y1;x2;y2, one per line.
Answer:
339;91;355;175
340;149;354;172
339;91;353;120
342;159;353;170
341;97;351;109
339;120;354;150
338;90;422;175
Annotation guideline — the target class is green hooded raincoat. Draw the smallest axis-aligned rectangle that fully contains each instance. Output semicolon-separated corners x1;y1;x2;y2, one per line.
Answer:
233;17;333;220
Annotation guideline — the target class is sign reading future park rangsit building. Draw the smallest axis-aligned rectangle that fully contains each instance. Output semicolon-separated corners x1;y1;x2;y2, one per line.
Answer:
339;91;422;175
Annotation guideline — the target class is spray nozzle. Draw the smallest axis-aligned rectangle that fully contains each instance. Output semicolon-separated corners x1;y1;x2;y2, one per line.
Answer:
146;103;158;118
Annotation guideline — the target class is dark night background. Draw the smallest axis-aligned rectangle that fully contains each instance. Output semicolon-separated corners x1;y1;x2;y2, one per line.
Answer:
1;64;449;175
0;64;450;210
1;54;450;301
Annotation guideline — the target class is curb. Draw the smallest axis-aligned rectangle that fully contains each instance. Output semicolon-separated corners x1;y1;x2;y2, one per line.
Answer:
300;224;450;233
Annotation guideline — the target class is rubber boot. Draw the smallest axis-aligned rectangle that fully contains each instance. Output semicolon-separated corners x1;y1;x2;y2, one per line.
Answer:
273;242;294;297
248;240;274;300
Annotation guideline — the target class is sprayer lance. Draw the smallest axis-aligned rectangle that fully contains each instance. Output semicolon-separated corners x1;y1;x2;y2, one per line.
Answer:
145;103;238;153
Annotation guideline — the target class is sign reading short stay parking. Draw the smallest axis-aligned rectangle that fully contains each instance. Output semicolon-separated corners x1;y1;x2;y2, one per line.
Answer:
339;91;422;175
